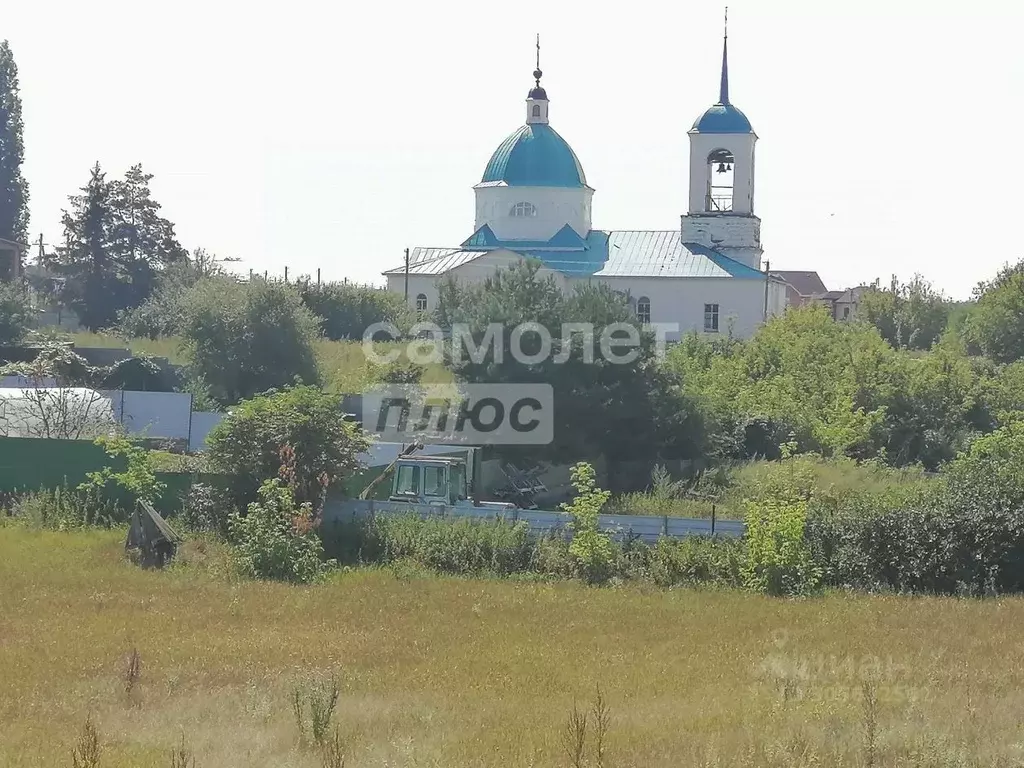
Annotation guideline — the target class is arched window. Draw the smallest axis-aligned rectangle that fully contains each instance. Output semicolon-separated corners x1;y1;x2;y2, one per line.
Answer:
705;148;735;212
415;293;427;312
532;104;541;117
636;296;651;325
510;201;537;218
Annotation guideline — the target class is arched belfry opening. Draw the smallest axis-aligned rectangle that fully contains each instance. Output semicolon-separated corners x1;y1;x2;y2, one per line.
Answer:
705;148;735;212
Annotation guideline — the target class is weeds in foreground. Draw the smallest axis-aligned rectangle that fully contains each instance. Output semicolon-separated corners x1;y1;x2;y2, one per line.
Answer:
71;715;101;768
561;688;611;768
123;646;141;703
169;734;196;768
861;679;879;768
292;674;341;748
320;727;346;768
592;686;610;768
562;699;587;768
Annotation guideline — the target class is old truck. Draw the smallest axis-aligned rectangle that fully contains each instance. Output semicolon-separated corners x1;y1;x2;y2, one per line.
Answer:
321;443;744;543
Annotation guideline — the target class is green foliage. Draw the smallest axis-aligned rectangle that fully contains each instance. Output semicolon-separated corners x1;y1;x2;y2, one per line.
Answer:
665;304;996;470
5;484;124;529
180;277;321;405
962;260;1024;364
0;40;28;252
51;163;187;330
805;426;1024;594
561;462;616;584
354;514;534;575
81;434;165;504
229;479;335;583
0;281;33;344
437;260;697;464
206;385;370;512
322;513;744;589
299;280;412;340
641;536;744;587
858;275;951;351
116;249;236;339
741;468;820;596
976;360;1024;428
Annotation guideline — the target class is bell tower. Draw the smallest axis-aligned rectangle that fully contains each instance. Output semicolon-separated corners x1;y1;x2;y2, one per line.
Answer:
680;10;762;270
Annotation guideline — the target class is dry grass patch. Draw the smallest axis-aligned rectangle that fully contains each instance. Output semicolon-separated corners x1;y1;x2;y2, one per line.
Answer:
2;527;1023;767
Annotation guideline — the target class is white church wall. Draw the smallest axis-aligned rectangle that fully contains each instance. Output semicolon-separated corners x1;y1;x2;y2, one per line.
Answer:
474;185;593;241
679;214;763;269
388;251;569;316
569;275;778;340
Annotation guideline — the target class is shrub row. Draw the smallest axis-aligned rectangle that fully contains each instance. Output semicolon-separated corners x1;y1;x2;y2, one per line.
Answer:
321;514;744;588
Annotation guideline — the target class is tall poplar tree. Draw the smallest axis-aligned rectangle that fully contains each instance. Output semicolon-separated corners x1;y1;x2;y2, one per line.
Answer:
0;41;29;267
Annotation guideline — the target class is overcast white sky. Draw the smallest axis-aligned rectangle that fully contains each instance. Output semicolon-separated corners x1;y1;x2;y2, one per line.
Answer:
6;0;1023;299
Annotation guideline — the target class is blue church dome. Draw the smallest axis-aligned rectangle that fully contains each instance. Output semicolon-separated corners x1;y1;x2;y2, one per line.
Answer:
692;103;753;134
481;123;587;188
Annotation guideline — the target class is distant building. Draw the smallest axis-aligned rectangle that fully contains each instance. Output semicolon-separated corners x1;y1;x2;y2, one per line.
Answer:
770;270;870;323
770;271;828;308
384;23;792;339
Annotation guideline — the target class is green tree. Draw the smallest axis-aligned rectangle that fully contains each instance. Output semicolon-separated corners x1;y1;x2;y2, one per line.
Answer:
206;384;370;510
299;280;412;340
436;260;696;467
180;277;321;405
962;259;1024;364
116;248;237;339
54;163;186;330
0;280;33;344
560;461;615;583
56;163;113;330
107;164;187;310
0;40;28;261
859;275;951;351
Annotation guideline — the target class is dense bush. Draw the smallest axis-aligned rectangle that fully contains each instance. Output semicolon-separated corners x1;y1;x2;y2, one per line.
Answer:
229;479;335;583
806;425;1024;594
180;277;321;406
742;493;820;596
207;385;370;513
322;513;744;588
0;281;33;345
299;281;412;340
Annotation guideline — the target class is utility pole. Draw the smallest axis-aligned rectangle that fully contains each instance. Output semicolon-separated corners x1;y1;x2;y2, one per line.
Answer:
763;260;771;322
317;267;321;286
284;265;289;283
403;247;410;301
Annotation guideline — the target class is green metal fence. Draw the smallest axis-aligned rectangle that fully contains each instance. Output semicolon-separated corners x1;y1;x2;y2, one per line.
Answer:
0;437;223;516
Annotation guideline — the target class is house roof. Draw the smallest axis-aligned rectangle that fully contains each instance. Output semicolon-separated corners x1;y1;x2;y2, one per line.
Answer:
385;231;767;280
772;270;828;297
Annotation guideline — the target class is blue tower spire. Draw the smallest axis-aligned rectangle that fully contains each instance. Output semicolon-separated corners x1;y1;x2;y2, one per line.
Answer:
719;8;730;105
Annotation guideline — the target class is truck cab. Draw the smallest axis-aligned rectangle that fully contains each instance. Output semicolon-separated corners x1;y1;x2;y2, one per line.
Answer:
390;457;469;506
387;455;514;511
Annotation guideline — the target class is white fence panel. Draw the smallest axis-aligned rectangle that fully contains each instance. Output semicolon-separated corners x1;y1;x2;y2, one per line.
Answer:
106;390;194;440
189;411;226;452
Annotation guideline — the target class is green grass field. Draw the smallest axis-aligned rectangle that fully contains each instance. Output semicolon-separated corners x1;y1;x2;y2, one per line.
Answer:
62;333;452;394
1;526;1021;767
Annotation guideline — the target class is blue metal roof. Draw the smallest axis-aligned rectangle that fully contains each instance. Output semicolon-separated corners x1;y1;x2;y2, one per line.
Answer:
692;103;753;134
461;223;587;250
385;232;764;280
481;123;587;188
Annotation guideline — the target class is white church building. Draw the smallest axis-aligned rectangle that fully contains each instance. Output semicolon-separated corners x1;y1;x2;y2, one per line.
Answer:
385;27;789;339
